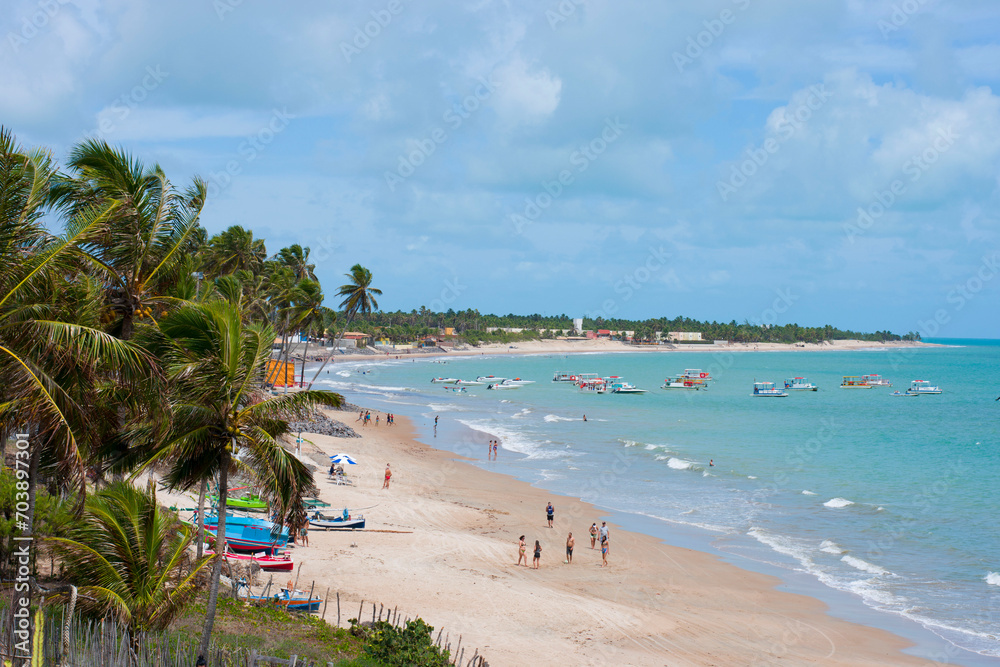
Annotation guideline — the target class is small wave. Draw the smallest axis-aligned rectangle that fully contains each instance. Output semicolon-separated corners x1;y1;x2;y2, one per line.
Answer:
511;408;532;419
823;497;854;509
543;414;576;423
336;371;351;377
747;475;757;479
644;444;658;450
802;490;817;495
986;572;1000;587
666;457;695;470
500;399;512;403
819;540;844;555
621;439;643;448
841;555;890;576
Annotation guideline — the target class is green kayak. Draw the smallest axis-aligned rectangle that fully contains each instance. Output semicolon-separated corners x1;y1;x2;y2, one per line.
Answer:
211;493;268;512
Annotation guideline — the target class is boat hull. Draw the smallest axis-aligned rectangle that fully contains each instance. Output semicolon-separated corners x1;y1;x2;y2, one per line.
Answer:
310;517;365;530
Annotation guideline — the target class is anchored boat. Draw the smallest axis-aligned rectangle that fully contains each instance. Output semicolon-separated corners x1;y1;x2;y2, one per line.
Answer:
309;509;366;530
905;380;942;395
840;376;872;389
753;381;788;397
862;374;892;387
784;377;818;391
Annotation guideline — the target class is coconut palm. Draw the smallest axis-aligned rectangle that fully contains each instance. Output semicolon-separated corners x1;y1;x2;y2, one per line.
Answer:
137;299;341;655
48;481;211;635
202;225;267;277
307;264;381;388
276;244;316;281
50;138;207;339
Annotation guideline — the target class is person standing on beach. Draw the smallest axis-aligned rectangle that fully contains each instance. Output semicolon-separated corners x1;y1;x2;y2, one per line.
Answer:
383;463;392;489
600;536;609;567
589;523;598;549
533;540;542;569
517;535;527;566
546;502;554;528
565;533;575;563
487;440;493;460
435;415;439;426
599;521;609;543
493;442;498;460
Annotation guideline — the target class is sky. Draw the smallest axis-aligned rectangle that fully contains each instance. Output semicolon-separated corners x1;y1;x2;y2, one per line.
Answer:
2;1;999;337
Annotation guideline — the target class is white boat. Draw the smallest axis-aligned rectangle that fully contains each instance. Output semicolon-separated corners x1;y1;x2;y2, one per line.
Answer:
840;376;872;389
486;382;520;390
784;377;818;391
501;378;535;385
309;510;365;530
681;369;713;381
662;376;708;390
608;379;647;394
905;380;942;395
477;375;507;384
753;381;788;397
578;377;608;393
553;372;597;383
455;379;484;385
431;377;459;384
862;374;892;387
890;390;918;397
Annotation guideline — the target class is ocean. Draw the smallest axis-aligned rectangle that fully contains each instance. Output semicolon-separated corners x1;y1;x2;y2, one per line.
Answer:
310;339;1000;662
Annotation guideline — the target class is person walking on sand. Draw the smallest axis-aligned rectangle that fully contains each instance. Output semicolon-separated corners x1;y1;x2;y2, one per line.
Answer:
517;535;527;566
533;540;542;569
601;536;609;567
599;521;609;544
546;502;554;528
589;523;598;549
565;532;575;563
383;463;392;489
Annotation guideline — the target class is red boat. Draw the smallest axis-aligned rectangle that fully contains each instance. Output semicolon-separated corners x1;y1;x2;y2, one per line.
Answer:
205;548;294;572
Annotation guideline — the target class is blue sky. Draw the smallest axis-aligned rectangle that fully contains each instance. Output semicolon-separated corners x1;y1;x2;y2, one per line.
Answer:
3;1;999;337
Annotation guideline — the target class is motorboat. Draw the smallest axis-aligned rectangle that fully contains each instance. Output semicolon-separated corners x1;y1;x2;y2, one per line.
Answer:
553;371;577;382
455;379;484;385
486;382;520;390
502;378;535;385
204;547;294;572
862;374;892;387
477;375;507;383
890;390;918;397
840;376;872;389
608;379;647;394
430;377;459;384
784;377;818;391
662;376;708;390
905;380;942;395
309;509;366;530
753;381;788;397
578;377;608;393
681;369;713;381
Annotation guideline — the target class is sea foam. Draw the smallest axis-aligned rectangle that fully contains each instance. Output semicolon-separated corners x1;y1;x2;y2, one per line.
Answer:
823;497;854;508
986;572;1000;587
841;555;890;576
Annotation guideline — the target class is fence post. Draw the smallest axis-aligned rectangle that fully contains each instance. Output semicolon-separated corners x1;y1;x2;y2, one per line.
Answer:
336;592;341;627
321;587;331;620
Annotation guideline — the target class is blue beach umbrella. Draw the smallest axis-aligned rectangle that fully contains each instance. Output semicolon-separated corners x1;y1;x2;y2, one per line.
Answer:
329;454;358;465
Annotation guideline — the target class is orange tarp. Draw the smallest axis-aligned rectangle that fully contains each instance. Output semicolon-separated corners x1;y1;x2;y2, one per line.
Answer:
266;359;296;387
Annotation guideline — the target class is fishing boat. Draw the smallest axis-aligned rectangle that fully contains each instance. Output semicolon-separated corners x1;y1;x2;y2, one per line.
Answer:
840;376;872;389
309;509;366;530
862;374;892;387
209;490;267;512
753;381;788;397
476;375;506;384
204;547;294;572
905;380;943;395
661;376;708;390
237;582;322;612
784;377;818;391
197;511;289;553
430;377;459;384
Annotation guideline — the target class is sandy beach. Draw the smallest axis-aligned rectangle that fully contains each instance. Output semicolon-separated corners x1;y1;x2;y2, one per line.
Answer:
163;407;939;666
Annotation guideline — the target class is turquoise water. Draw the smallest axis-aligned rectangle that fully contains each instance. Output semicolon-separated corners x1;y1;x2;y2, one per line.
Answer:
313;341;1000;659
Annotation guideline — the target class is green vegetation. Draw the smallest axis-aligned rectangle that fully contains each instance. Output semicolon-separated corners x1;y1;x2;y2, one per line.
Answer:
351;618;450;667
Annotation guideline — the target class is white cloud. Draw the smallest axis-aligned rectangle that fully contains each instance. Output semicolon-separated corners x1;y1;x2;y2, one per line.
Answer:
491;55;562;125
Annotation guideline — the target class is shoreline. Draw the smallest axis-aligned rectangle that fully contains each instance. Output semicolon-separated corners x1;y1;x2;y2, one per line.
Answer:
252;408;943;666
322;338;943;364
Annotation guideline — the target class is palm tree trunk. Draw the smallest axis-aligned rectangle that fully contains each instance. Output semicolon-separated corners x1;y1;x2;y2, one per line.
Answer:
306;313;354;390
300;334;310;387
196;478;206;561
198;453;229;657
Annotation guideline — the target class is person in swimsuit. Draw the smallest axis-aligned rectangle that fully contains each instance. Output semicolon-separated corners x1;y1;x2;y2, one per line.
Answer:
546;502;554;528
383;463;392;489
589;523;598;549
566;532;574;563
601;537;609;567
517;535;527;566
493;442;498;459
533;540;542;569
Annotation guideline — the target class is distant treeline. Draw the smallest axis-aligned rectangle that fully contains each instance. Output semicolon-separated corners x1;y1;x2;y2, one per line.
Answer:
348;309;921;346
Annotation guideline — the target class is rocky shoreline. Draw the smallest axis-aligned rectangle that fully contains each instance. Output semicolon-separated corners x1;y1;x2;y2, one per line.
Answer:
288;411;360;439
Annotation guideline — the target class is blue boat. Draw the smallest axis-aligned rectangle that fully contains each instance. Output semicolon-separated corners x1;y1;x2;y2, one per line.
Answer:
196;511;289;553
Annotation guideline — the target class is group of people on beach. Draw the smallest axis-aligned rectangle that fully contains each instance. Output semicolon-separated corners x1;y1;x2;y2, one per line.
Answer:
487;439;499;460
518;503;610;569
357;410;394;427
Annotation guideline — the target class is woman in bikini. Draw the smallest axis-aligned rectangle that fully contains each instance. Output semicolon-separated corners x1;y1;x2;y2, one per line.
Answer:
601;536;609;567
517;535;527;566
533;540;542;569
589;523;598;549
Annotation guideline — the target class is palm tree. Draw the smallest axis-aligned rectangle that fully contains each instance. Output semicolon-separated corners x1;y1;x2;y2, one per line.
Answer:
138;300;341;656
276;244;316;281
0;127;157;650
203;225;267;277
307;264;381;388
48;481;211;635
50;138;207;340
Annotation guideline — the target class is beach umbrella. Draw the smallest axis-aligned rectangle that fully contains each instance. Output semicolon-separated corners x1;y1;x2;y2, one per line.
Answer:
329;454;358;465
